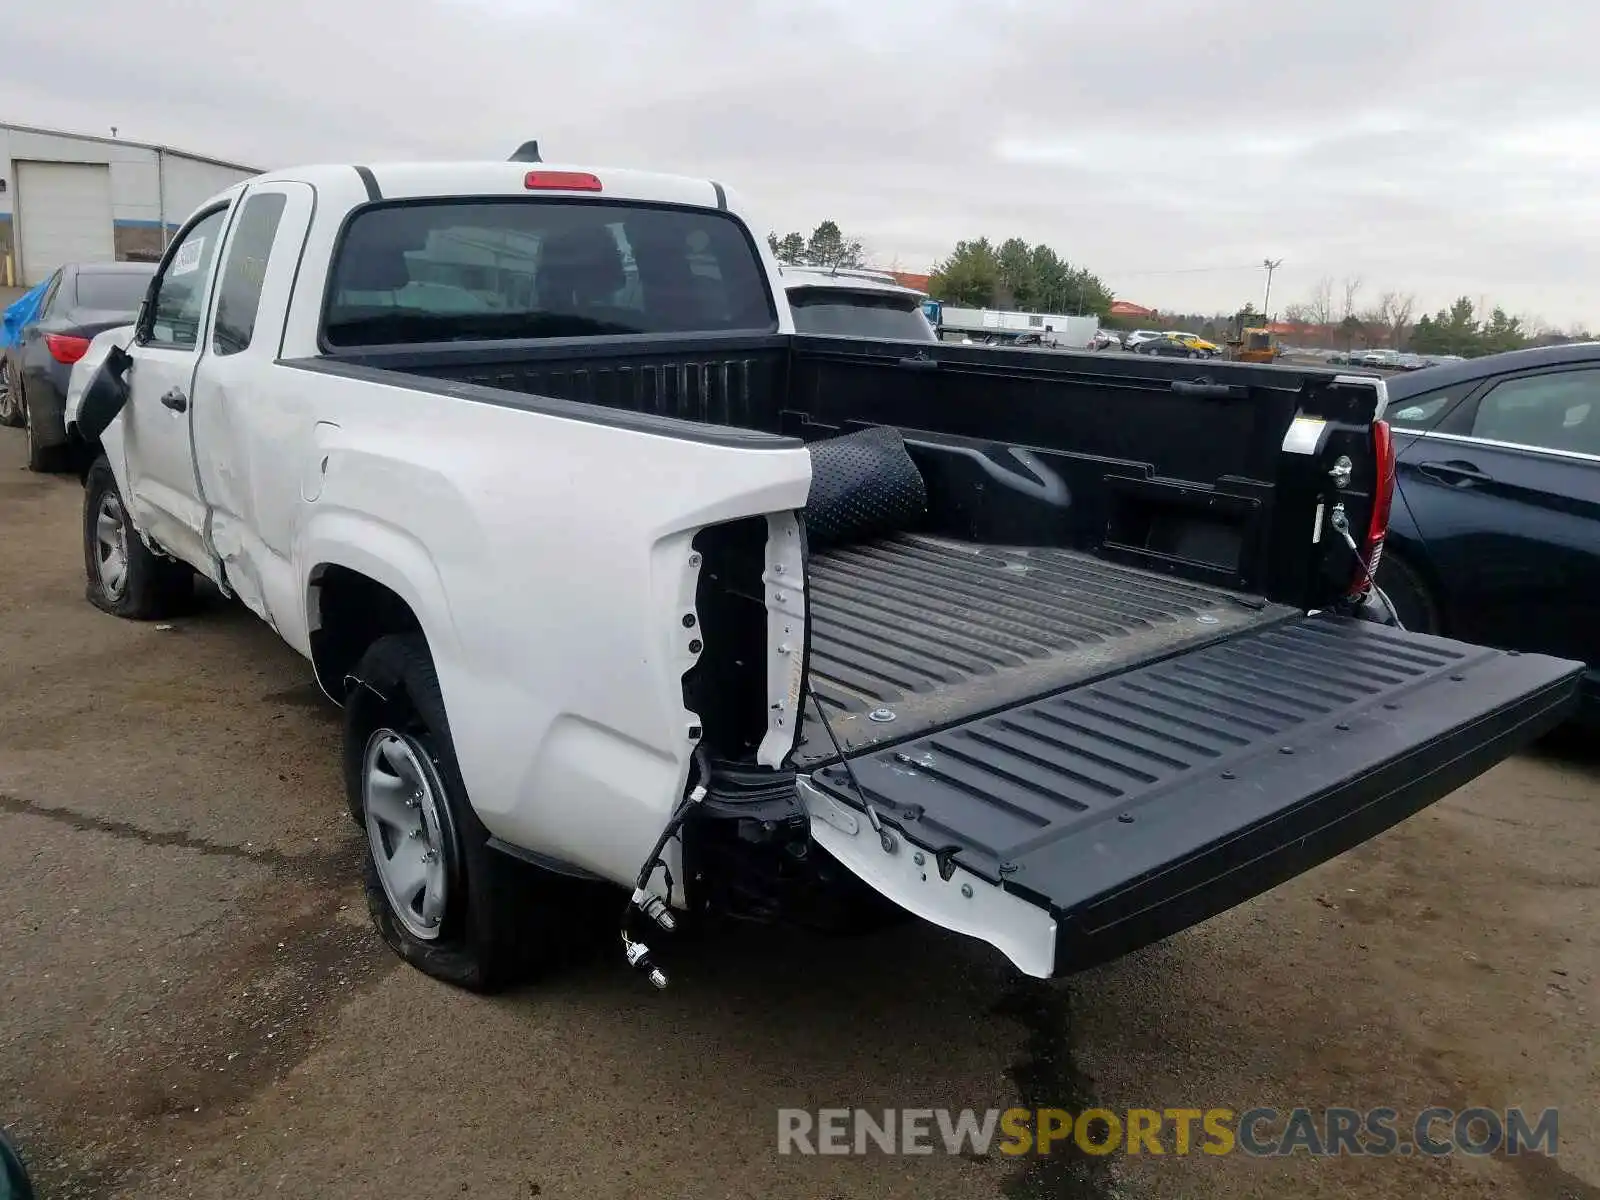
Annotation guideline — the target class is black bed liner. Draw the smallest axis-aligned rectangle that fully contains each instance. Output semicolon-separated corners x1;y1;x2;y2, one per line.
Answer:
809;615;1582;974
796;534;1295;765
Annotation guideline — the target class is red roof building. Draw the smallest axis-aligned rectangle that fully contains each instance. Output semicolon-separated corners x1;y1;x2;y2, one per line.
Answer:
1108;300;1156;319
890;271;933;292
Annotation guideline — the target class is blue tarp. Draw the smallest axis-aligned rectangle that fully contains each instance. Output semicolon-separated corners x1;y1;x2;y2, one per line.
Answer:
2;280;49;353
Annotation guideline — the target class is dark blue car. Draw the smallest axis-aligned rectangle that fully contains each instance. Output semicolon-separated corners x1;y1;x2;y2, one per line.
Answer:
1377;343;1599;720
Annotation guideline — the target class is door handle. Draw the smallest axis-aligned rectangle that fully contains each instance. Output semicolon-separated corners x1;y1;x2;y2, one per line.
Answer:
160;389;188;413
1417;459;1491;486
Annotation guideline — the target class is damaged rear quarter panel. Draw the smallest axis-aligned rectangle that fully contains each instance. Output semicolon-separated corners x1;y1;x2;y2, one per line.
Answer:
292;366;813;886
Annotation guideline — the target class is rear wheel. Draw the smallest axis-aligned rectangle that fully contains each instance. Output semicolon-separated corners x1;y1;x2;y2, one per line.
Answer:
1375;551;1440;635
0;358;20;427
82;455;194;619
347;633;583;992
1188;349;1202;359
25;395;68;472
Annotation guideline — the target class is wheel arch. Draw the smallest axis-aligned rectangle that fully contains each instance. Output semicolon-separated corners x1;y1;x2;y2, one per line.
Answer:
1377;533;1449;634
303;525;457;705
1379;482;1452;632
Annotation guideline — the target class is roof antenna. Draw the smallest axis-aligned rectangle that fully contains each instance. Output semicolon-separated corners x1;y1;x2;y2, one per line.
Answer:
509;140;542;163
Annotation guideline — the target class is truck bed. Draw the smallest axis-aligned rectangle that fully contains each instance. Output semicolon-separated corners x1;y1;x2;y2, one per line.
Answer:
796;535;1296;766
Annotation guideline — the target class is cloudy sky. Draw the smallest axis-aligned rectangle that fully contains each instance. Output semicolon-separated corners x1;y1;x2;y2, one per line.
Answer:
5;0;1597;326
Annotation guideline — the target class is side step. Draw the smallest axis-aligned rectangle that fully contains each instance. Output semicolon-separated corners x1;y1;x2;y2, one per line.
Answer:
807;615;1582;975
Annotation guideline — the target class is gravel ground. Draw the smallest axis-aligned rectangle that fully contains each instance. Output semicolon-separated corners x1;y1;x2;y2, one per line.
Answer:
1;427;1595;1200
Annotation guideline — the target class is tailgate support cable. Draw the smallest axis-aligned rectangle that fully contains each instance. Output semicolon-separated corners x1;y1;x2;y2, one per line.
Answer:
807;681;897;854
1331;505;1395;614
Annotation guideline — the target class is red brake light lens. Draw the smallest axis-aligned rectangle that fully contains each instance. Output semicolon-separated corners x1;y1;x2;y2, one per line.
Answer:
44;333;92;364
1351;418;1396;596
524;171;602;192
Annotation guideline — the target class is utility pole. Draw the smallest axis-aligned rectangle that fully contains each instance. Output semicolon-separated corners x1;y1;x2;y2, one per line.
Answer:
1262;258;1283;321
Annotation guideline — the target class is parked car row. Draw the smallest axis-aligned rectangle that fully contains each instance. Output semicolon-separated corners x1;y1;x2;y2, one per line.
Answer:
1129;332;1222;359
1089;328;1226;357
1327;348;1465;371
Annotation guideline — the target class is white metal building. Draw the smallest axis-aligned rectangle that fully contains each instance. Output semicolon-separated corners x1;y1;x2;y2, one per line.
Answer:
0;123;261;286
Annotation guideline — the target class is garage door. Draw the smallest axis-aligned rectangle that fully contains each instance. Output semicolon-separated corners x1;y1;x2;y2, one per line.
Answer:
16;161;115;284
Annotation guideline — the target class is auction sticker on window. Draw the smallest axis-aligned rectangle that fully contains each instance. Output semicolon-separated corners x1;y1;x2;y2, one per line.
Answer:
171;238;205;276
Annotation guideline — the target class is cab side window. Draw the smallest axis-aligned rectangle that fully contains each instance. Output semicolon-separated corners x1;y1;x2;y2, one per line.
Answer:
213;194;288;356
146;208;229;350
1472;369;1600;456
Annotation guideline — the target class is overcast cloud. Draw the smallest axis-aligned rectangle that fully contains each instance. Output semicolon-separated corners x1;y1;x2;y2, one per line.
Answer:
5;0;1597;325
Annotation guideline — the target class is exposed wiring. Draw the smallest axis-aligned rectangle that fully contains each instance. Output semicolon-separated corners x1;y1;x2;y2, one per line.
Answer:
618;742;712;989
633;742;710;897
620;932;667;990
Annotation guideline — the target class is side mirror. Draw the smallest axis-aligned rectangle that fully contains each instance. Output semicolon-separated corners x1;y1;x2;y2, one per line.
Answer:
76;344;135;441
0;1128;34;1200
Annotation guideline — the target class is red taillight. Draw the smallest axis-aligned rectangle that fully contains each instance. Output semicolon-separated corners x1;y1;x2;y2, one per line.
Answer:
44;333;92;364
1351;418;1396;596
524;171;602;192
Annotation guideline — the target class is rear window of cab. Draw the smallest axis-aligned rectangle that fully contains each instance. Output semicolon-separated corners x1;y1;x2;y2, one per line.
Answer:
322;199;777;348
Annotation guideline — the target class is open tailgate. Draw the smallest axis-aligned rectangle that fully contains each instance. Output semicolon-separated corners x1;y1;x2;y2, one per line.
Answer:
806;615;1582;976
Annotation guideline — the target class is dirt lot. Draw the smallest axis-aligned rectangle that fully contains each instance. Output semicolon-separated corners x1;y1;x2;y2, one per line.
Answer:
1;427;1596;1200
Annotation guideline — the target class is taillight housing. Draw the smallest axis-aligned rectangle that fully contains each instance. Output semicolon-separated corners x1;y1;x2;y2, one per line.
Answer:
1349;418;1396;598
44;333;92;364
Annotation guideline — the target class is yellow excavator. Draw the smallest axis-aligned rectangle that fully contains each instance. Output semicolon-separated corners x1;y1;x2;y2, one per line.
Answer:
1224;309;1276;363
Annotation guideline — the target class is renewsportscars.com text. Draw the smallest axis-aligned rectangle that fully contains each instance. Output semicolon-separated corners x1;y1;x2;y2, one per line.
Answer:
777;1106;1559;1158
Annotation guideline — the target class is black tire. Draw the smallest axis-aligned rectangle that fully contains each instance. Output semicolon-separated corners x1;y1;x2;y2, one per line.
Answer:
1375;551;1440;635
25;395;69;473
345;634;583;992
0;357;21;428
82;455;194;619
1188;349;1202;359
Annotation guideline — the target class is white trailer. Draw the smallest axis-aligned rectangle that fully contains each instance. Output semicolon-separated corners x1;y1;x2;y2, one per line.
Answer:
935;306;1098;349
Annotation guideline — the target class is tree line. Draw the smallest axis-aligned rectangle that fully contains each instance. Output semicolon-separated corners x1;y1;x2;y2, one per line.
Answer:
928;238;1113;315
766;221;1114;316
1411;299;1540;357
764;228;1588;356
1284;276;1591;357
766;222;866;270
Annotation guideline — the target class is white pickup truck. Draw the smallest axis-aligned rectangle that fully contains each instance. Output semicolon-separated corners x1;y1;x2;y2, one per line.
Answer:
65;157;1584;992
